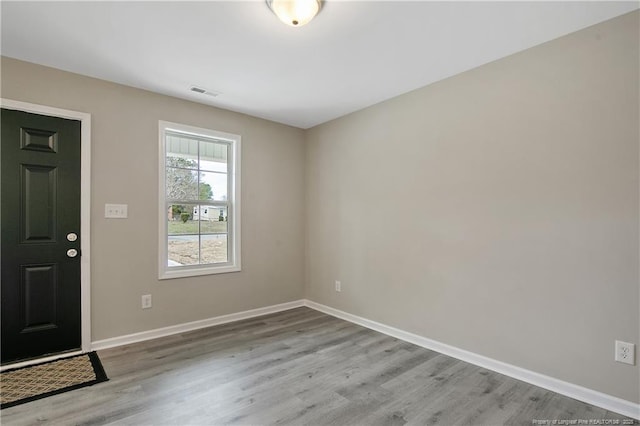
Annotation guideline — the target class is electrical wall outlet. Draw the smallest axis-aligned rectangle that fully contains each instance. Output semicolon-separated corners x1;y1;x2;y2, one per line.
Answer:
335;280;341;292
615;340;635;365
141;294;152;309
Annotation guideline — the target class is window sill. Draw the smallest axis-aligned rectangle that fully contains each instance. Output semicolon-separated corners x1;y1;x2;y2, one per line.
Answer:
159;264;241;280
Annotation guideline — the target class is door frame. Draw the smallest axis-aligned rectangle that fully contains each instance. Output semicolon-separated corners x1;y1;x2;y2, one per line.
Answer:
0;98;91;368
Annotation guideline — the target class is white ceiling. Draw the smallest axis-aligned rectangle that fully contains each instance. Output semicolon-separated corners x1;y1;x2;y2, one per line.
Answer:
1;1;637;129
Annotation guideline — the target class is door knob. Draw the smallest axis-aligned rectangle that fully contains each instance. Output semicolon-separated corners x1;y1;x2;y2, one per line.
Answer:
67;233;78;242
67;249;78;258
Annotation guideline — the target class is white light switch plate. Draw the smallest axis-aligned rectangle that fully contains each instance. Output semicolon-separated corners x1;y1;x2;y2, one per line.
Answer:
105;204;128;218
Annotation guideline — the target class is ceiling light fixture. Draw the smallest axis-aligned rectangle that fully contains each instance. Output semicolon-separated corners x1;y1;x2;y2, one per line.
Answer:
266;0;322;27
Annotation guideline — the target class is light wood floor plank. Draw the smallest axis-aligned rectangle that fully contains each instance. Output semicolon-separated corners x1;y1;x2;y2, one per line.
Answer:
1;307;636;425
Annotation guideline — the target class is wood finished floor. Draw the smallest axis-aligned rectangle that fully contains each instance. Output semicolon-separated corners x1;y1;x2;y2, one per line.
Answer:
1;307;636;425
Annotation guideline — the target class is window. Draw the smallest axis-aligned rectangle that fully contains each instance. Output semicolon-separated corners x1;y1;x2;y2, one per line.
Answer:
159;121;241;279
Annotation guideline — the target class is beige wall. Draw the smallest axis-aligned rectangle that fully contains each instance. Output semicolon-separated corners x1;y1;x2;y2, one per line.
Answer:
305;11;639;403
1;56;306;340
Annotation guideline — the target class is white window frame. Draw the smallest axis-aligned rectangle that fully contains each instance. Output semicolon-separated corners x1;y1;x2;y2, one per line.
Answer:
158;121;241;279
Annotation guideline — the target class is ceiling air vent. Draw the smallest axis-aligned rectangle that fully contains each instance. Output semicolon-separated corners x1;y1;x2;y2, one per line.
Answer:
190;86;221;97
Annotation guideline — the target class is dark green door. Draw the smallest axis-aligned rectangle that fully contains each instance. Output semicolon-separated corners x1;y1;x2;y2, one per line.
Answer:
1;108;82;364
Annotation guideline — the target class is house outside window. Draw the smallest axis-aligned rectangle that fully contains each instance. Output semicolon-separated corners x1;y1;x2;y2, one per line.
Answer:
158;121;241;279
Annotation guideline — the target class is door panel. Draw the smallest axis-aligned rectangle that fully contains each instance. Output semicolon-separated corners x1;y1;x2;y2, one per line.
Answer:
20;127;58;153
22;164;57;242
1;108;81;364
22;264;58;332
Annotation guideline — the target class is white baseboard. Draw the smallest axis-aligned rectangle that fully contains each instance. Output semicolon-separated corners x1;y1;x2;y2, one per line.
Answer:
303;300;640;420
91;300;305;351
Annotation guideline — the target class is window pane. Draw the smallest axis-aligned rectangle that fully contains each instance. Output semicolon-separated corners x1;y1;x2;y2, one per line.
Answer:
168;204;199;234
199;172;227;201
166;135;198;169
166;167;198;201
199;140;227;173
200;207;228;234
201;234;228;264
168;236;199;267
